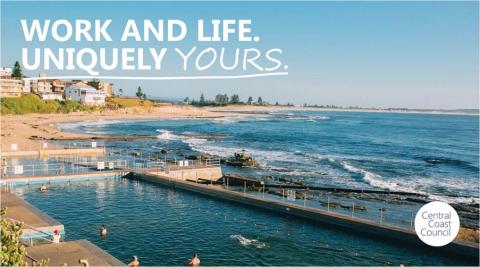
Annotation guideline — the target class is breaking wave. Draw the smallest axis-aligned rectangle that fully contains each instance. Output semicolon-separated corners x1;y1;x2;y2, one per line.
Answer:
230;234;266;249
340;161;401;191
156;129;182;140
339;161;478;204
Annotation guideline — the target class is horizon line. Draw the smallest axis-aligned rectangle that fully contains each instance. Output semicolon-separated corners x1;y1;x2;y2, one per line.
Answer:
23;72;289;81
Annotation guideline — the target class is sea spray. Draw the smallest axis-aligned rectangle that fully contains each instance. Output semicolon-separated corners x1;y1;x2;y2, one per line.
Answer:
230;234;267;249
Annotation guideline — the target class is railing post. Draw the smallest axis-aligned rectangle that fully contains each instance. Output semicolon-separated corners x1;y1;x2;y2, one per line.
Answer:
282;189;285;201
327;197;330;212
244;181;246;195
410;212;414;229
352;202;355;217
303;191;306;207
380;208;383;225
262;182;265;199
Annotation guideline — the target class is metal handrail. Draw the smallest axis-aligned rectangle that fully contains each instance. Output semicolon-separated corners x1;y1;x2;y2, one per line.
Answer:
2;159;128;178
7;218;59;246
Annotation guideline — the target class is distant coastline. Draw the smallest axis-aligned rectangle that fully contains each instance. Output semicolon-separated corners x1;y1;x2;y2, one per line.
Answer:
206;104;480;116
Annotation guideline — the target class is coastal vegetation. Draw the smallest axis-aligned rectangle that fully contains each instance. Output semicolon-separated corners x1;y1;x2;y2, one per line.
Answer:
185;93;269;106
0;94;153;115
1;208;49;266
1;94;97;114
107;97;153;108
1;208;26;266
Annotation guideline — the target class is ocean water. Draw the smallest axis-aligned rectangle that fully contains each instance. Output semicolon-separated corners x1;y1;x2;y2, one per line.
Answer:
60;110;479;203
15;179;476;266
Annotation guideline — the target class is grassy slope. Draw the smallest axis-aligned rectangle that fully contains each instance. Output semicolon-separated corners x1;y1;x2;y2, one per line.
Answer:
1;94;95;114
0;95;155;115
107;97;154;108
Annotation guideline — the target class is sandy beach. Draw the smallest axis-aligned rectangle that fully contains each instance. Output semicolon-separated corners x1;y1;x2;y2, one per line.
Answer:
0;105;230;152
2;104;477;152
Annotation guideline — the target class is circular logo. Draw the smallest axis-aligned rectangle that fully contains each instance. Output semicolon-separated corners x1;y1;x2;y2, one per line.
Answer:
415;201;460;247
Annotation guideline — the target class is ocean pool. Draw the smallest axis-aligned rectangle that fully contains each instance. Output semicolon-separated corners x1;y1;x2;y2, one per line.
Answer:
13;178;475;266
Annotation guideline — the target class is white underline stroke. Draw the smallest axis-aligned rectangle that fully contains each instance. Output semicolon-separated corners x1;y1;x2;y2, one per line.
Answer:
23;72;289;81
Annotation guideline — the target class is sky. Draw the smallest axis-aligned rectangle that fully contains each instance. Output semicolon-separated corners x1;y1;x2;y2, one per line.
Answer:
1;0;478;109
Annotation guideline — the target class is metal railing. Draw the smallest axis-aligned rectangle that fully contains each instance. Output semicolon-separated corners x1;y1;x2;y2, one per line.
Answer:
7;218;60;247
221;178;417;230
130;158;221;174
1;159;128;178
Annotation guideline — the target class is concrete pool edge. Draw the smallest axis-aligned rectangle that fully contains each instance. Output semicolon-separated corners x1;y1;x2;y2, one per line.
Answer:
25;239;125;266
1;171;125;186
1;191;125;266
1;191;65;239
131;171;480;261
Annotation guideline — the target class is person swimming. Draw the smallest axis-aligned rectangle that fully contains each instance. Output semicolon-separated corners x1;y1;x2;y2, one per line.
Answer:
188;253;200;266
40;184;47;192
100;225;107;236
128;256;139;266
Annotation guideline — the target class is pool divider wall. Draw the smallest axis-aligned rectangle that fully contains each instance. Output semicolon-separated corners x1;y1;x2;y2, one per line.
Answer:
132;172;479;261
1;171;124;186
2;148;105;158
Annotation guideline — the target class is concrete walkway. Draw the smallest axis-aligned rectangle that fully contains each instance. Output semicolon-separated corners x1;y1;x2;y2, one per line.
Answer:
25;240;124;266
1;191;64;238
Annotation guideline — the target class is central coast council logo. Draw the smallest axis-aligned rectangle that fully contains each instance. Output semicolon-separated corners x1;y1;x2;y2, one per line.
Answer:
414;201;460;247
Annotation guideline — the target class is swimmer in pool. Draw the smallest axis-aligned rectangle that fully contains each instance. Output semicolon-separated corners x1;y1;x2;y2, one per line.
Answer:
188;253;200;266
128;256;139;266
100;225;107;236
40;184;47;192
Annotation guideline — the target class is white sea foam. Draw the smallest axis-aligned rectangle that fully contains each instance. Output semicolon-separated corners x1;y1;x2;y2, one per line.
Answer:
339;161;478;204
340;161;402;191
155;129;182;140
230;234;266;249
212;118;240;124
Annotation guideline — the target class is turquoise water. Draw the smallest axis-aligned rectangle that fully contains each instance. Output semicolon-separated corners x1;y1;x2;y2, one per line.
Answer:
15;179;475;266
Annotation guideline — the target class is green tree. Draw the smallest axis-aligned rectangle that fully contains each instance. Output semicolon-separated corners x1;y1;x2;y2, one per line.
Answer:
215;94;229;105
136;87;143;99
12;61;22;79
257;97;263;105
247;96;253;105
199;93;206;105
118;88;123;96
1;208;26;266
183;97;190;103
230;94;240;104
87;79;100;90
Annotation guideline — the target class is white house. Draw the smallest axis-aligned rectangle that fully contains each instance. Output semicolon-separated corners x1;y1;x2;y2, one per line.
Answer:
65;82;106;106
40;92;63;101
